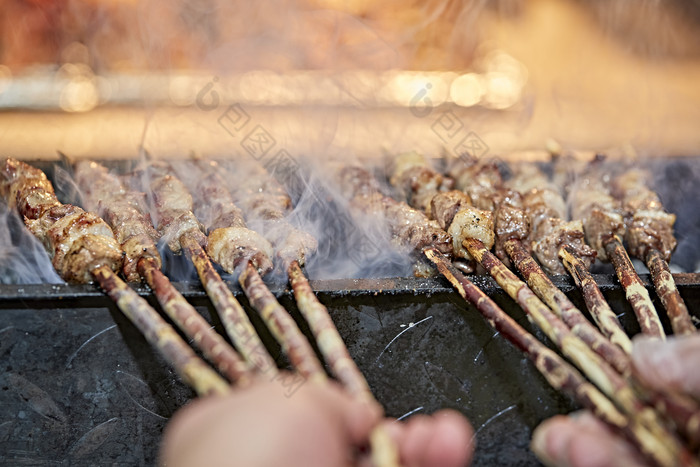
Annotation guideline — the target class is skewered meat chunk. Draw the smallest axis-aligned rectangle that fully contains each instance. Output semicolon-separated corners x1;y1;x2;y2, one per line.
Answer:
150;174;207;253
448;206;495;260
533;219;595;275
2;158;123;283
337;165;383;199
612;169;676;261
194;173;247;231
430;190;472;231
351;192;452;256
187;166;274;274
207;227;274;275
570;174;625;261
390;152;446;216
215;161;317;267
74;160;161;282
448;158;503;211
522;189;567;240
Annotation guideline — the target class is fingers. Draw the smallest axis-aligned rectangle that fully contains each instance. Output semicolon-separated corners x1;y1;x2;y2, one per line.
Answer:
531;412;647;467
632;334;700;397
307;380;384;446
381;410;474;467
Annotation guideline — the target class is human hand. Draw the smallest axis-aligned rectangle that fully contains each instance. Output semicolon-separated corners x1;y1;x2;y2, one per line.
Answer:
160;376;474;467
531;334;700;466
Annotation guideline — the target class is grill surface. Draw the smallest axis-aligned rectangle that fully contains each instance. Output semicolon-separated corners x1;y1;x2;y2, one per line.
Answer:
1;158;700;465
1;274;700;465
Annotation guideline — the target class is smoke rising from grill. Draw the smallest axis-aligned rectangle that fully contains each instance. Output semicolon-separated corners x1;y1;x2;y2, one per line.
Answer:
0;205;63;285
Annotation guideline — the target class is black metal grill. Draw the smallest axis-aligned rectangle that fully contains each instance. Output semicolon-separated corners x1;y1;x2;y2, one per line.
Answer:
1;158;700;465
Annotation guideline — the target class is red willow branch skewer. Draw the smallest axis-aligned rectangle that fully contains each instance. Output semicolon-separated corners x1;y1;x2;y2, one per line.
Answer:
503;239;630;375
218;159;410;466
558;244;633;354
533;154;634;352
1;158;229;397
386;153;695;451
423;248;690;467
612;168;696;335
463;237;688;451
499;159;700;446
500;163;631;370
218;159;375;399
570;158;666;339
391;153;630;375
71;159;253;385
136;163;277;374
170;160;325;383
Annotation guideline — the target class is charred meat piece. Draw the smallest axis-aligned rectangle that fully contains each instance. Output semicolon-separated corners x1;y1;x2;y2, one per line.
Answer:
612;169;676;262
74;160;161;282
2;159;123;284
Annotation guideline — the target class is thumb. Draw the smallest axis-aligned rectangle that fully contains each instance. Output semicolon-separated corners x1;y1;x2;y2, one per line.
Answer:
632;334;700;397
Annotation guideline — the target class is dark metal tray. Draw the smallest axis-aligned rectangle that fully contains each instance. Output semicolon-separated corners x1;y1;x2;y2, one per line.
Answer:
2;274;699;466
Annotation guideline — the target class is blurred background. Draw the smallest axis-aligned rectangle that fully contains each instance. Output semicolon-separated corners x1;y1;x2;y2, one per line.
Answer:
1;0;699;159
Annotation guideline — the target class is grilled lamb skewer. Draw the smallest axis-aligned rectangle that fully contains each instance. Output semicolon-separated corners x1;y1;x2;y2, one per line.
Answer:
570;158;666;338
503;161;700;446
1;158;229;397
335;160;692;465
505;162;633;355
611;168;696;335
213;160;374;397
70;159;253;385
388;152;699;451
164;160;325;383
208;159;399;467
524;155;637;353
392;153;630;374
131;162;277;374
424;249;689;467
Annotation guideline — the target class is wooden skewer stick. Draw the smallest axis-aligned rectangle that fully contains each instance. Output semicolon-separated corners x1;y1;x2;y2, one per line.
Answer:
558;244;633;354
504;238;631;375
92;264;230;397
424;248;693;467
179;233;278;374
646;249;696;335
286;260;398;466
2;158;232;399
463;237;685;451
287;260;373;400
604;236;666;339
70;158;253;385
553;245;700;446
137;257;253;385
239;261;326;382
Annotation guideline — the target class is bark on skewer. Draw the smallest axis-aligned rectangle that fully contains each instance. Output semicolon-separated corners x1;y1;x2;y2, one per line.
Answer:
570;159;666;339
463;237;684;449
612;169;695;335
504;161;700;445
91;265;230;396
169;161;325;383
605;236;666;338
238;262;325;381
72;159;252;385
558;244;633;353
0;158;229;397
343;160;700;459
511;157;633;353
220;159;400;397
504;238;630;375
136;164;277;374
219;160;397;466
392;153;630;375
424;248;692;467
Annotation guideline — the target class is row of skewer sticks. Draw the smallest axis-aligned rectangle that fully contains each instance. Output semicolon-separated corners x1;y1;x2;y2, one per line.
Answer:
0;151;697;466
